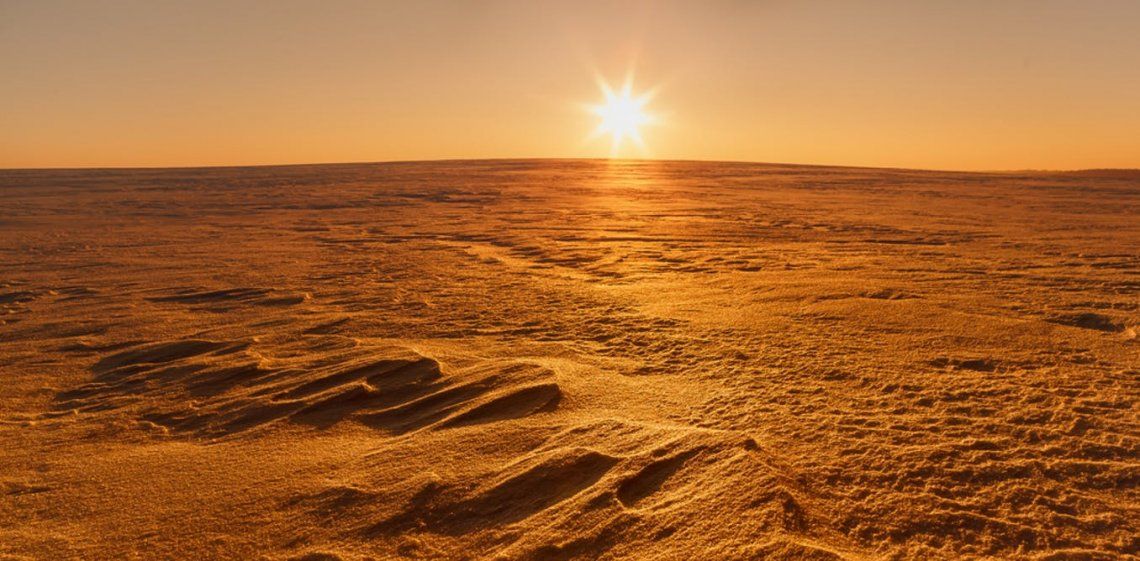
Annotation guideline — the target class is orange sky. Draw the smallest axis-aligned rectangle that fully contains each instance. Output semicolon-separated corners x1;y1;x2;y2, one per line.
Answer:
3;0;1139;170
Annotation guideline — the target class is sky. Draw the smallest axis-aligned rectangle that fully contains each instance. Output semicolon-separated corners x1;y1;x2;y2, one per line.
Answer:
2;0;1139;170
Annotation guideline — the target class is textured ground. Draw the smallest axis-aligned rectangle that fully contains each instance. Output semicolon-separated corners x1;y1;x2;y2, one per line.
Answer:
0;160;1137;561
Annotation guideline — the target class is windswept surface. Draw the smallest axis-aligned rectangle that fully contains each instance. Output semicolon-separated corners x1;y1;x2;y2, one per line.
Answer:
1;160;1137;560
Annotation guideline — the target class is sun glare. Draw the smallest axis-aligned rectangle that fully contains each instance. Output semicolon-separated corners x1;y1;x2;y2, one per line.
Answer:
588;78;656;155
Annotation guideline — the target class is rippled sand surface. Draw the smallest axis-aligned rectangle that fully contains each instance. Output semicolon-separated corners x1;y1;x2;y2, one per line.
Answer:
1;160;1137;560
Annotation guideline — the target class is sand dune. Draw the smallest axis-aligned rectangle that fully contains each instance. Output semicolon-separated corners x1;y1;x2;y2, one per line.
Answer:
0;160;1136;560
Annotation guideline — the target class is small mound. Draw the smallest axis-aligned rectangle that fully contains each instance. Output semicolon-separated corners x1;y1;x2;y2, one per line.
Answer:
353;378;500;434
928;356;999;372
149;287;309;307
861;288;915;300
373;447;618;535
0;290;37;304
354;364;560;434
92;339;241;374
434;382;562;430
285;553;344;561
279;357;439;400
463;448;618;526
1048;312;1126;333
616;448;700;507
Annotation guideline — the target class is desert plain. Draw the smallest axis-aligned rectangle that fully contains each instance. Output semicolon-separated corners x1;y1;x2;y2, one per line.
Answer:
0;159;1137;560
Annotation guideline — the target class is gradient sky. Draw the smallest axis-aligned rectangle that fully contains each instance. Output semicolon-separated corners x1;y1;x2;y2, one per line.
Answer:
3;0;1139;170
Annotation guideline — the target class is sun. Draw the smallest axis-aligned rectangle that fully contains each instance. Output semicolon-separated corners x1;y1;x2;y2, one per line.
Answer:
588;78;656;154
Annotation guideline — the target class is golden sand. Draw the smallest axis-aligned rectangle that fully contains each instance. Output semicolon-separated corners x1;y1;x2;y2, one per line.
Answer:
1;160;1136;560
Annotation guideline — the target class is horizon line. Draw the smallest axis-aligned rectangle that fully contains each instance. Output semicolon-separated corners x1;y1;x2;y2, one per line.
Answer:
2;156;1138;176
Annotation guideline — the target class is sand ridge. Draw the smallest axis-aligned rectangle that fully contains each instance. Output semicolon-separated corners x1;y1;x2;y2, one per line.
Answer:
0;160;1137;560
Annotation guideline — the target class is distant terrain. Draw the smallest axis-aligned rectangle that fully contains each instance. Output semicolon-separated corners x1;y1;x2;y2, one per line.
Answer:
1;160;1137;560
